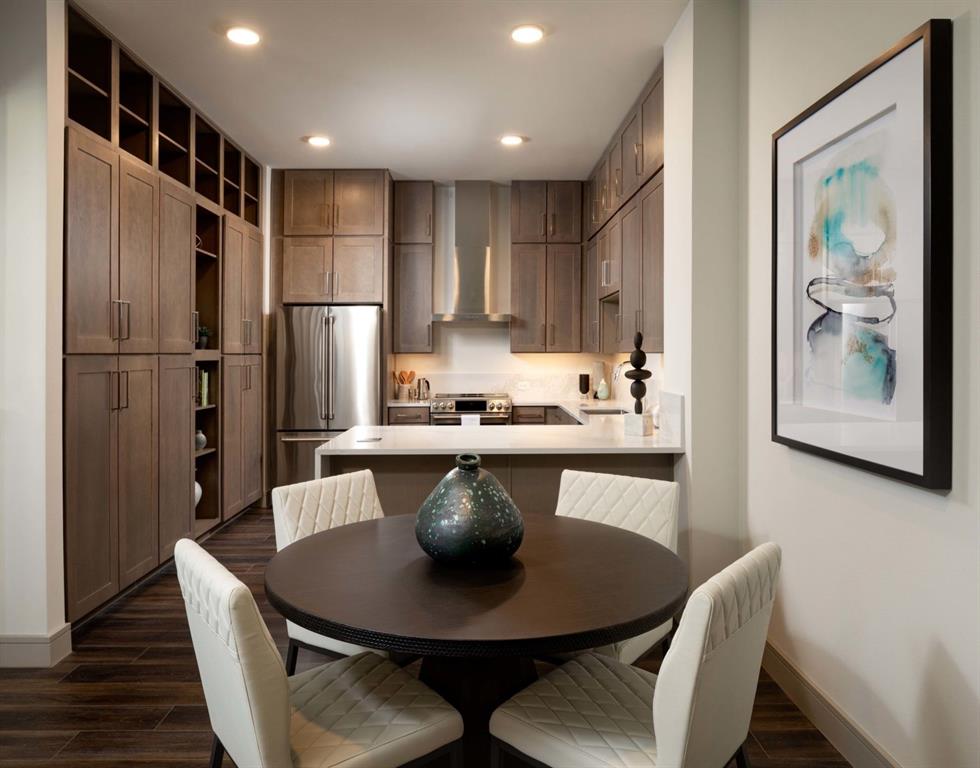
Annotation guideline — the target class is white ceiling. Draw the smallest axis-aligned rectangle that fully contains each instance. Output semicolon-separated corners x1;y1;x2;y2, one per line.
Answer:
77;0;684;182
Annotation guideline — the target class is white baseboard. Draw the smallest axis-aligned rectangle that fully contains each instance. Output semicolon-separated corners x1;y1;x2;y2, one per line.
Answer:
763;642;900;768
0;623;72;667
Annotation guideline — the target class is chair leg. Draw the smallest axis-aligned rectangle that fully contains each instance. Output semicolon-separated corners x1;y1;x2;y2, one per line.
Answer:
734;743;751;768
285;639;299;676
209;735;224;768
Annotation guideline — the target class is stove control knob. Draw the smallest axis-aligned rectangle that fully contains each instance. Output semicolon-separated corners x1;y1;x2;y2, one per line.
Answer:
491;402;498;410
434;402;443;410
448;402;454;410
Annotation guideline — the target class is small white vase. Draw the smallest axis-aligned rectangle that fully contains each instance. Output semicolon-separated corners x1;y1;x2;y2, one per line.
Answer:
194;430;207;450
194;481;203;507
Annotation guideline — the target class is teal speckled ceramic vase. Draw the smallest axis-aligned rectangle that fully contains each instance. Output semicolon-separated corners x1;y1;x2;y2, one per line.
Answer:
415;453;524;566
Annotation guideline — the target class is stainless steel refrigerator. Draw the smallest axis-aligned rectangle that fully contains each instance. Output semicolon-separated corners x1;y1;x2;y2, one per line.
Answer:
276;305;382;485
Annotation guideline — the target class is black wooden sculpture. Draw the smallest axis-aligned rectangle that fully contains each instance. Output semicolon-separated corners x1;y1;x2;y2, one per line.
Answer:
625;332;651;414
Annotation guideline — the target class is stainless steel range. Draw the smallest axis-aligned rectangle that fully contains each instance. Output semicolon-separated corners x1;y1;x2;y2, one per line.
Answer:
429;393;512;425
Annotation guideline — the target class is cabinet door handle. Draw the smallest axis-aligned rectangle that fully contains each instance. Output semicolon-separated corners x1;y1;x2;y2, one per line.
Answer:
539;322;546;346
549;323;556;346
120;370;129;410
550;212;556;237
110;371;119;411
192;310;199;344
634;143;643;175
615;168;622;196
426;322;432;348
334;272;341;297
334;204;340;229
426;212;432;237
540;212;546;236
111;300;121;340
191;367;197;403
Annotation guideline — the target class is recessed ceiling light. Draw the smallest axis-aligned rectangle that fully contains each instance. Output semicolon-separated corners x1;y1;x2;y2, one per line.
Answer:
226;26;260;46
511;25;544;44
500;135;525;147
305;135;331;148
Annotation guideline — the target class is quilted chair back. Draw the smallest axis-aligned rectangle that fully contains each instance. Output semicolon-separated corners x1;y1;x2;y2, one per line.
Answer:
271;469;384;551
174;539;291;768
556;470;679;551
653;543;782;768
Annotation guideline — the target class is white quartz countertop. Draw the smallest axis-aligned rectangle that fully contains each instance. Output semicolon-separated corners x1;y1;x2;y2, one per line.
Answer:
317;396;684;456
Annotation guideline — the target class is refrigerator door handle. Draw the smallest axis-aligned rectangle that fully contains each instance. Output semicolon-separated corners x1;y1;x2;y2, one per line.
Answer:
328;315;336;420
318;312;328;420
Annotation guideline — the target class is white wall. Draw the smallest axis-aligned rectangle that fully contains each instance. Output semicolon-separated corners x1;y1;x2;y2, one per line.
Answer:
0;0;69;665
740;2;980;765
663;0;743;586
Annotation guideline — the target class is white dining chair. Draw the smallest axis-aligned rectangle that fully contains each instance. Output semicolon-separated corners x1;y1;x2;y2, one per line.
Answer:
489;542;782;768
555;470;679;663
272;470;385;673
174;538;463;768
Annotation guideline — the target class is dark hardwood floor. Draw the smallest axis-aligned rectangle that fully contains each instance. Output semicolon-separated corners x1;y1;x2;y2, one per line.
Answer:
0;507;850;767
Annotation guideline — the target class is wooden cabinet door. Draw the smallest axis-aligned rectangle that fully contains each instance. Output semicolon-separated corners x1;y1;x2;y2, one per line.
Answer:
334;170;385;235
221;357;244;518
621;109;642;199
510;244;547;352
118;159;159;353
596;156;609;223
394;181;433;243
546;181;581;243
510;180;547;243
619;196;642;352
158;355;194;560
582;240;599;353
283;237;332;303
607;141;622;215
65;128;119;354
641;78;664;178
600;214;622;298
117;355;158;588
547;245;582;352
159;181;195;353
222;216;245;353
332;237;384;303
640;176;665;353
65;355;118;621
244;227;263;353
393;244;433;353
242;355;263;507
284;170;333;235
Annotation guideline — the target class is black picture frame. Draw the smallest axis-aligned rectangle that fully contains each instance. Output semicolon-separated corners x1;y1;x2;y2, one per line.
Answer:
771;19;952;489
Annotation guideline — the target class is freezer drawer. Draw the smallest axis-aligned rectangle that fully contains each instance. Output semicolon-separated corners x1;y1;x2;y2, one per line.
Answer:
276;432;336;487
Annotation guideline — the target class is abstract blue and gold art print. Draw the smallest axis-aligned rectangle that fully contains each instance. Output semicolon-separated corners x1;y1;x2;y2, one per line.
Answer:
772;20;952;489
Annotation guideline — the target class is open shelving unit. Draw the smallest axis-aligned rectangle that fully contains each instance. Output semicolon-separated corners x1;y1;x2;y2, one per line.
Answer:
158;84;191;186
67;6;112;140
193;355;221;536
223;141;242;216
194;114;221;205
243;157;260;226
117;50;152;163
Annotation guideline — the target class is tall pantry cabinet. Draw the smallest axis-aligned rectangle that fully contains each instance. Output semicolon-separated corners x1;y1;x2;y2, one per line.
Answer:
63;4;264;623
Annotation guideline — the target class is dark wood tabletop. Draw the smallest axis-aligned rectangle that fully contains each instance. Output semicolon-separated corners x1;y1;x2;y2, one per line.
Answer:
264;513;688;658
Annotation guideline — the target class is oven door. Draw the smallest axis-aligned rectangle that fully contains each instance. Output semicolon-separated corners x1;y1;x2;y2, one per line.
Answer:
429;413;511;426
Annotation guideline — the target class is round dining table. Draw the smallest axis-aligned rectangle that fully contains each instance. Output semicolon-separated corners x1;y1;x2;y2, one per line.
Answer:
265;513;687;767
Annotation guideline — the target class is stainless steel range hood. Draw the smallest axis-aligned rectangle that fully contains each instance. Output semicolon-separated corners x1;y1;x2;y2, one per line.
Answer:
432;181;511;323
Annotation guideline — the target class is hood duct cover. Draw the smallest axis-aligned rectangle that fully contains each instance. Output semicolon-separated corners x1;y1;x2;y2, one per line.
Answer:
432;180;510;323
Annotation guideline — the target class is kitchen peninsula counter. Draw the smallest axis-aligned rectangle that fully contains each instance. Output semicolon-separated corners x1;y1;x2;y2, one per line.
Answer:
314;394;683;516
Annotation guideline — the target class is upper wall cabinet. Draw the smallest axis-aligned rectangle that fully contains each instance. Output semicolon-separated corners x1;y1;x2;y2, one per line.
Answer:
394;181;433;244
620;107;642;200
512;181;582;244
641;77;665;181
334;170;385;236
222;216;263;354
284;170;334;235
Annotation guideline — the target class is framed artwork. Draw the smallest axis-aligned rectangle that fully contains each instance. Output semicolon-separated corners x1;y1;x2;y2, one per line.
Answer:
771;20;952;489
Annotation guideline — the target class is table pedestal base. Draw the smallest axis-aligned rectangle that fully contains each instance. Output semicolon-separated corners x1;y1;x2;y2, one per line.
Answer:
419;656;538;768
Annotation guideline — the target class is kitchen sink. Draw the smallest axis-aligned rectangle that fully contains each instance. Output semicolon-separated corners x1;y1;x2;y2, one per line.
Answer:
580;407;628;415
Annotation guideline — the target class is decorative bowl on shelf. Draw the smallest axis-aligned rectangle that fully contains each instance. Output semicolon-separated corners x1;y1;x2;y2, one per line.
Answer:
415;453;524;566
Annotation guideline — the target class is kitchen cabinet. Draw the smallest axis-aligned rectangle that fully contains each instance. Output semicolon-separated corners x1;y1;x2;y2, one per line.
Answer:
607;141;622;217
159;180;195;353
618;195;641;352
546;245;582;353
640;175;665;352
283;170;333;235
388;407;429;425
222;355;262;519
332;237;384;303
599;213;621;298
64;355;119;621
334;170;385;236
641;77;664;177
117;355;159;588
510;244;547;352
582;240;599;353
394;181;433;244
596;156;609;226
222;216;263;353
511;180;548;243
621;108;642;200
546;182;582;243
512;406;545;425
158;355;195;561
118;159;159;354
393;244;433;353
65;129;118;354
282;237;333;303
